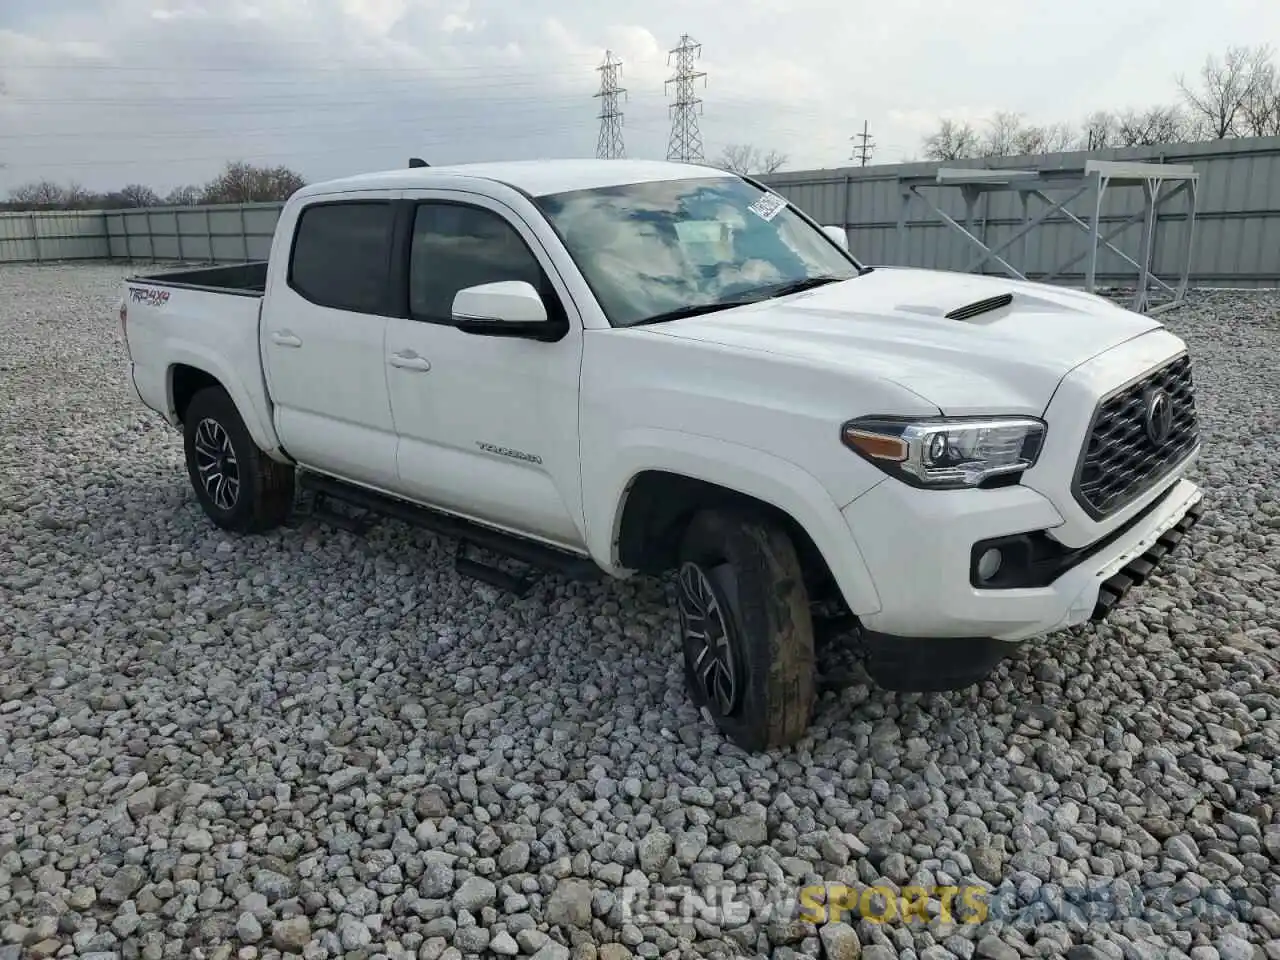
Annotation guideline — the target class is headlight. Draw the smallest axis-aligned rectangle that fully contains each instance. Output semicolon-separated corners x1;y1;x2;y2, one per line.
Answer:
841;415;1046;489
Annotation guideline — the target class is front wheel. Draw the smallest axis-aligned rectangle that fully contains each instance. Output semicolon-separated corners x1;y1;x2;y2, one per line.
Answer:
182;386;294;533
676;506;816;752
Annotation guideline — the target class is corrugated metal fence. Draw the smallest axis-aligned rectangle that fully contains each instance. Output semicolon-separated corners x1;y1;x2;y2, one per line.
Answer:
105;202;284;261
0;202;285;265
760;135;1280;287
2;134;1278;287
0;210;112;263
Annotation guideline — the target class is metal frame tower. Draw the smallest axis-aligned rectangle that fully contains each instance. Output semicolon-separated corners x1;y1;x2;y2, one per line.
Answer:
594;50;627;159
852;121;875;167
665;34;707;162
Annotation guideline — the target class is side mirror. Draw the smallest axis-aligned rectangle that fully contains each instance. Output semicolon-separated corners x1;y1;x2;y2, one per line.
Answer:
452;280;563;341
822;225;849;251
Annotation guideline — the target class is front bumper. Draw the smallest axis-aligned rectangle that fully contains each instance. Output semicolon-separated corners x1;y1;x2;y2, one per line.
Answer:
841;475;1203;642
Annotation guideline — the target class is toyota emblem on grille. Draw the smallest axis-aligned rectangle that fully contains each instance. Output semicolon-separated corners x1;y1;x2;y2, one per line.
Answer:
1144;388;1174;445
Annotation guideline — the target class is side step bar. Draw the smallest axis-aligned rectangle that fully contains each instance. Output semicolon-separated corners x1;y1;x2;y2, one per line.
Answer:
298;472;603;596
1091;499;1204;621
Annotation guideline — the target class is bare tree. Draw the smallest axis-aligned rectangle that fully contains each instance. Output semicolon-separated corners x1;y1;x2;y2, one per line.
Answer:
118;184;160;208
1241;58;1280;136
921;119;980;161
1042;121;1082;153
1115;106;1189;146
60;183;93;209
201;161;307;204
8;180;67;209
164;185;203;206
1177;44;1273;138
712;144;788;175
979;111;1027;157
1082;111;1118;150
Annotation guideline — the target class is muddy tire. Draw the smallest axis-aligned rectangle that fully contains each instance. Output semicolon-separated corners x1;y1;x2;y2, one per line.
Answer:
675;506;816;752
182;386;294;533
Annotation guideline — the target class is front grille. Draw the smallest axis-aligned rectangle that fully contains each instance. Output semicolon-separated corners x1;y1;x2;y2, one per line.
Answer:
1073;354;1199;518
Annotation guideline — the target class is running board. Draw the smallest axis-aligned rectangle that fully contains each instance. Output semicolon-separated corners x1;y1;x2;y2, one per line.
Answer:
298;473;603;596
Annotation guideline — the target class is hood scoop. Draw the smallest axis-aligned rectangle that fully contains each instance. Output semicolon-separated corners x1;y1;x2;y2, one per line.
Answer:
944;292;1013;322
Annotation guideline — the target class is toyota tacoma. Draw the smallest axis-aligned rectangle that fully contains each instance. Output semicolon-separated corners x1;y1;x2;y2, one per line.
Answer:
119;159;1204;751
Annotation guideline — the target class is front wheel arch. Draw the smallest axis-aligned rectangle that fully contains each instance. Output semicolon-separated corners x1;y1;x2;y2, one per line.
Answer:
614;470;840;605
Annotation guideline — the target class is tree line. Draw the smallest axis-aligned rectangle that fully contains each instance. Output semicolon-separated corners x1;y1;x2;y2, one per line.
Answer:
1;161;306;212
921;43;1280;161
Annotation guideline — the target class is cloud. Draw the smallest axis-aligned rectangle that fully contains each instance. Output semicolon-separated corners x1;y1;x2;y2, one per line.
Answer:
1;0;1277;194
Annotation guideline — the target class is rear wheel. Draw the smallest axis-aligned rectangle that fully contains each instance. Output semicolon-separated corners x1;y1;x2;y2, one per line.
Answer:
182;386;294;533
675;506;816;752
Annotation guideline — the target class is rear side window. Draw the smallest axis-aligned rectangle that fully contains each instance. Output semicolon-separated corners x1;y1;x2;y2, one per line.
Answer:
288;201;394;314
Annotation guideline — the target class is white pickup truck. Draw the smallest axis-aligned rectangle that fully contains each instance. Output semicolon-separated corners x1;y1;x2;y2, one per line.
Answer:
120;158;1204;751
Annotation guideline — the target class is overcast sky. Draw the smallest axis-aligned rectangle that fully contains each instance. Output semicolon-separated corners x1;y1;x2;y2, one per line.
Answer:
1;0;1277;195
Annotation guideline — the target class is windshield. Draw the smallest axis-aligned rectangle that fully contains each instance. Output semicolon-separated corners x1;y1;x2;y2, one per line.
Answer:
533;175;861;328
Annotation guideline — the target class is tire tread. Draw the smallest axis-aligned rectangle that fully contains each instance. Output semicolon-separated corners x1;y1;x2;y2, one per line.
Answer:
184;386;294;534
680;506;816;751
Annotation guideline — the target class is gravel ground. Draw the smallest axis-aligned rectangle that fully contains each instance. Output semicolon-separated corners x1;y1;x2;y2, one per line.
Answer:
0;262;1277;960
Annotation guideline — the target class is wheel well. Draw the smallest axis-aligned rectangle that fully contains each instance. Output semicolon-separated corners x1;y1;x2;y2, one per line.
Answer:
615;471;838;600
170;365;223;424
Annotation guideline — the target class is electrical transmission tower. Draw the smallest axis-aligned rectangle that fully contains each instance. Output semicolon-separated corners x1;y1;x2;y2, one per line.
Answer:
665;34;707;162
852;120;875;166
594;50;627;159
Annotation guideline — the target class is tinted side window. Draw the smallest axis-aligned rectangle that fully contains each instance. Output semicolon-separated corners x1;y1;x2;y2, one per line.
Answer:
410;203;545;322
289;201;394;314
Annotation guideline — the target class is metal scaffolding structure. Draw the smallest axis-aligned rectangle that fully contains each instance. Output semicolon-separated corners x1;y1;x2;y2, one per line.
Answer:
895;160;1200;314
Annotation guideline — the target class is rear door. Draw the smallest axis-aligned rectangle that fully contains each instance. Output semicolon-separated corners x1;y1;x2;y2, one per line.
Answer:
260;194;400;489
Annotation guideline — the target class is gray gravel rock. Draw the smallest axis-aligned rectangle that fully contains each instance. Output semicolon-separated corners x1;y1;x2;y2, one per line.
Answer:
819;921;862;959
452;876;496;913
271;916;311;952
491;930;520;955
0;272;1276;958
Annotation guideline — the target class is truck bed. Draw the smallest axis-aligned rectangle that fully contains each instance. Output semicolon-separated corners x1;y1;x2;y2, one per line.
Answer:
131;261;268;297
123;266;280;456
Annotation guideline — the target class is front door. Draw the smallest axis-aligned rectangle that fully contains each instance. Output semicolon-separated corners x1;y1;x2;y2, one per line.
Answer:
260;196;399;490
383;194;586;550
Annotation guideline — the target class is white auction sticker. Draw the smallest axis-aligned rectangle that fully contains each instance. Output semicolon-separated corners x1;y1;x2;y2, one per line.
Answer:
747;192;788;221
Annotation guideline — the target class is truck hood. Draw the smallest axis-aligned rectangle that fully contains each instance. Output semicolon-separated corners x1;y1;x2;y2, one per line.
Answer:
644;268;1162;416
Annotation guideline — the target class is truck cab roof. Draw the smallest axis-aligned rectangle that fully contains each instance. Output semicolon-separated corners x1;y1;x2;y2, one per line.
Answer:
293;158;735;201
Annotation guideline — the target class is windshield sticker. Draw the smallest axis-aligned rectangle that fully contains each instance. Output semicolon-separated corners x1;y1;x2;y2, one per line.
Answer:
747;192;787;222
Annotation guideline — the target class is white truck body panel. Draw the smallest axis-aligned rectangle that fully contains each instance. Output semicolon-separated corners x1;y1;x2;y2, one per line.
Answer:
123;283;283;457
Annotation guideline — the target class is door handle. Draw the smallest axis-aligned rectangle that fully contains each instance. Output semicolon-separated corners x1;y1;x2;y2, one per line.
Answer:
388;352;432;372
270;331;302;347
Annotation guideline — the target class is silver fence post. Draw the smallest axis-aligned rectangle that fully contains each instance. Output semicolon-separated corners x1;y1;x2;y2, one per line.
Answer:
30;213;42;263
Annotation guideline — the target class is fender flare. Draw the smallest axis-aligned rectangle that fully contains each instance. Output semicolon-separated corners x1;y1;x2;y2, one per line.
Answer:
586;428;883;616
164;342;283;457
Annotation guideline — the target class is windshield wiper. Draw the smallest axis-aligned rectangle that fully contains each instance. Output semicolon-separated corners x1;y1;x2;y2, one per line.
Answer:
754;275;848;298
630;275;850;327
630;299;759;326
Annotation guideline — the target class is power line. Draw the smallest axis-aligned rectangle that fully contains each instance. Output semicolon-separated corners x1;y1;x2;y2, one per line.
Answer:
0;97;850;147
594;50;627;159
852;120;875;167
665;34;706;163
